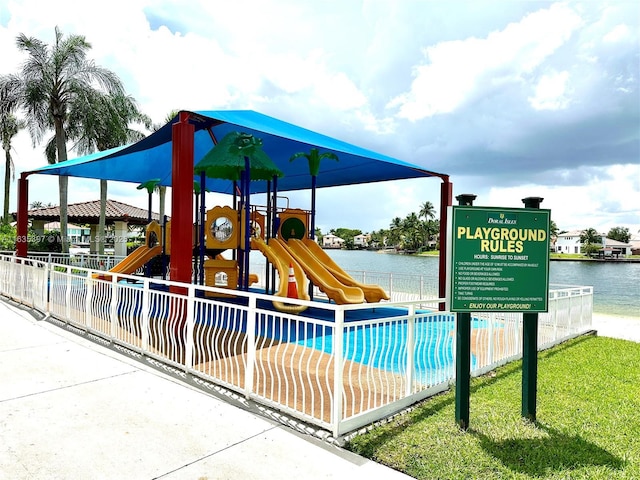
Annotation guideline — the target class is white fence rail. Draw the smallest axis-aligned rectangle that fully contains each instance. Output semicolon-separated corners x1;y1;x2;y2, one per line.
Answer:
0;254;592;437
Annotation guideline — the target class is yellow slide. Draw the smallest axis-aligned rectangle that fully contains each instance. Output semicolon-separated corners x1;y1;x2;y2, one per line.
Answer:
251;237;309;314
284;238;365;305
94;245;163;280
302;238;390;303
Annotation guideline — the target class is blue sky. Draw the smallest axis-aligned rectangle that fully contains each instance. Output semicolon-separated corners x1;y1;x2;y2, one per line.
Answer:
1;0;638;235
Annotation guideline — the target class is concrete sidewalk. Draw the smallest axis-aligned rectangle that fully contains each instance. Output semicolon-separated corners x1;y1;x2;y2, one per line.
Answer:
591;312;640;343
0;300;411;480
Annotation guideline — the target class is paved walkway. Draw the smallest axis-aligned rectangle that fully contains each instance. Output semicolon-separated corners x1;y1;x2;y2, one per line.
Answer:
591;312;640;343
0;300;411;480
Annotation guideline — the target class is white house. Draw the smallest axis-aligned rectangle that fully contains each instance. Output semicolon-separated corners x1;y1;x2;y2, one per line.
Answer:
555;230;633;256
599;235;632;257
322;234;344;249
554;230;583;254
354;233;371;248
44;222;91;244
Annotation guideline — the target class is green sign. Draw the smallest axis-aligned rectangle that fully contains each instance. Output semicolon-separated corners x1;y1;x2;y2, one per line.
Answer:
448;206;550;312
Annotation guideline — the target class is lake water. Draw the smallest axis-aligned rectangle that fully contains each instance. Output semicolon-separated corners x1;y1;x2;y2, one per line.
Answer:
253;249;639;317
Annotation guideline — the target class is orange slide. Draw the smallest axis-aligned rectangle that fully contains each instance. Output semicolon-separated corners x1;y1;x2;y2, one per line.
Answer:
301;238;390;303
284;238;365;305
251;237;309;313
94;245;162;280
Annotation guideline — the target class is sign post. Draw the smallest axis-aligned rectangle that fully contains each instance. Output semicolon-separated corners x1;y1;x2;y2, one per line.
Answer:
521;196;544;421
453;194;476;430
447;200;550;428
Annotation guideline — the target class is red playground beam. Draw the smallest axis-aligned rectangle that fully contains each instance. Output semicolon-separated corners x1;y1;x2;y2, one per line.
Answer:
169;112;195;289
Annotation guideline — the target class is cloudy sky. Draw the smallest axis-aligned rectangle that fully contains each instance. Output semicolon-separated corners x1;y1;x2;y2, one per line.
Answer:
1;0;638;235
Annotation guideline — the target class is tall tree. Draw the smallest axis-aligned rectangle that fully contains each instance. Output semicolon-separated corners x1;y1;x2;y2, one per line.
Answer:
0;26;124;253
418;201;436;221
580;227;601;256
607;226;631;244
389;216;403;247
63;91;151;253
0;111;25;224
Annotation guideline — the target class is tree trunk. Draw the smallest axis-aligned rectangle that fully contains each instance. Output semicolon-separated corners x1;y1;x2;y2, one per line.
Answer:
54;118;69;253
98;179;107;255
59;176;69;252
3;148;10;224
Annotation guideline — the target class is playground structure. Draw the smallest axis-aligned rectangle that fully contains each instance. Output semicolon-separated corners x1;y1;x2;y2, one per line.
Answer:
103;199;389;312
91;127;390;312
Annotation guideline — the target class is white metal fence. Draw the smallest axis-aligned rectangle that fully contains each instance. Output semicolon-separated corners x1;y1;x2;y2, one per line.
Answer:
0;254;592;437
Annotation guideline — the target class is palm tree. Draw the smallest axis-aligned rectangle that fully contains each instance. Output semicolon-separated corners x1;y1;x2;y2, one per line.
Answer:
0;26;125;253
0;111;25;223
289;148;338;239
64;91;151;254
389;216;403;247
580;227;601;256
419;201;436;221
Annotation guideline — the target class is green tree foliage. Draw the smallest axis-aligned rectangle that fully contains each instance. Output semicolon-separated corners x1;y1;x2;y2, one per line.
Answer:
580;227;601;256
0;111;25;224
333;227;361;242
1;26;126;253
607;226;630;243
0;223;16;250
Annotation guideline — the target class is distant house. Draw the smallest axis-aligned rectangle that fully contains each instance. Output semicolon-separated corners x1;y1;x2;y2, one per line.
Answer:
555;230;633;256
43;222;91;244
353;234;371;248
630;233;640;255
555;230;583;254
322;234;344;249
598;235;632;257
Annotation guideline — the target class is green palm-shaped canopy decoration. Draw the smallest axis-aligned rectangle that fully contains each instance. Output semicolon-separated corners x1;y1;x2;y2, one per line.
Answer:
289;148;339;177
195;132;283;181
136;178;161;194
289;148;339;240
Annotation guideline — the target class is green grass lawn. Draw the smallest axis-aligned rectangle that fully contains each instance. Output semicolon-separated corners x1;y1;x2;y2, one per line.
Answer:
346;335;640;479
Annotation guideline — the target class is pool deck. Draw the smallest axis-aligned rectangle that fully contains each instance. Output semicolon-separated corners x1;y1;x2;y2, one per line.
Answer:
2;297;637;479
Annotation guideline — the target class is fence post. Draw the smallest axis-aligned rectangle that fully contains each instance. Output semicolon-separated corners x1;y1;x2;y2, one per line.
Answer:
184;285;195;371
245;295;257;397
85;270;93;331
405;305;416;396
110;275;118;340
332;308;345;437
65;265;72;321
487;313;494;366
141;279;150;352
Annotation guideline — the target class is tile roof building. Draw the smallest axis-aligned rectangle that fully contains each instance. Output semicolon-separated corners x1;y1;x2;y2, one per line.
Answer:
19;200;164;256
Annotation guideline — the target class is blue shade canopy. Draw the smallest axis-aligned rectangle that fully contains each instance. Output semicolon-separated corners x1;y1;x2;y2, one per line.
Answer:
27;110;445;194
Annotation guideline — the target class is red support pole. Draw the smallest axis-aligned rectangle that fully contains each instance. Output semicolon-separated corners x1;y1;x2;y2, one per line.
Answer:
16;175;29;258
438;177;453;310
169;112;195;290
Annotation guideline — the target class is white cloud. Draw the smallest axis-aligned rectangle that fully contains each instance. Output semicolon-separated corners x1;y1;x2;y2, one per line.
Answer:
388;3;583;120
485;164;640;234
529;70;571;110
0;0;637;238
603;24;631;43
